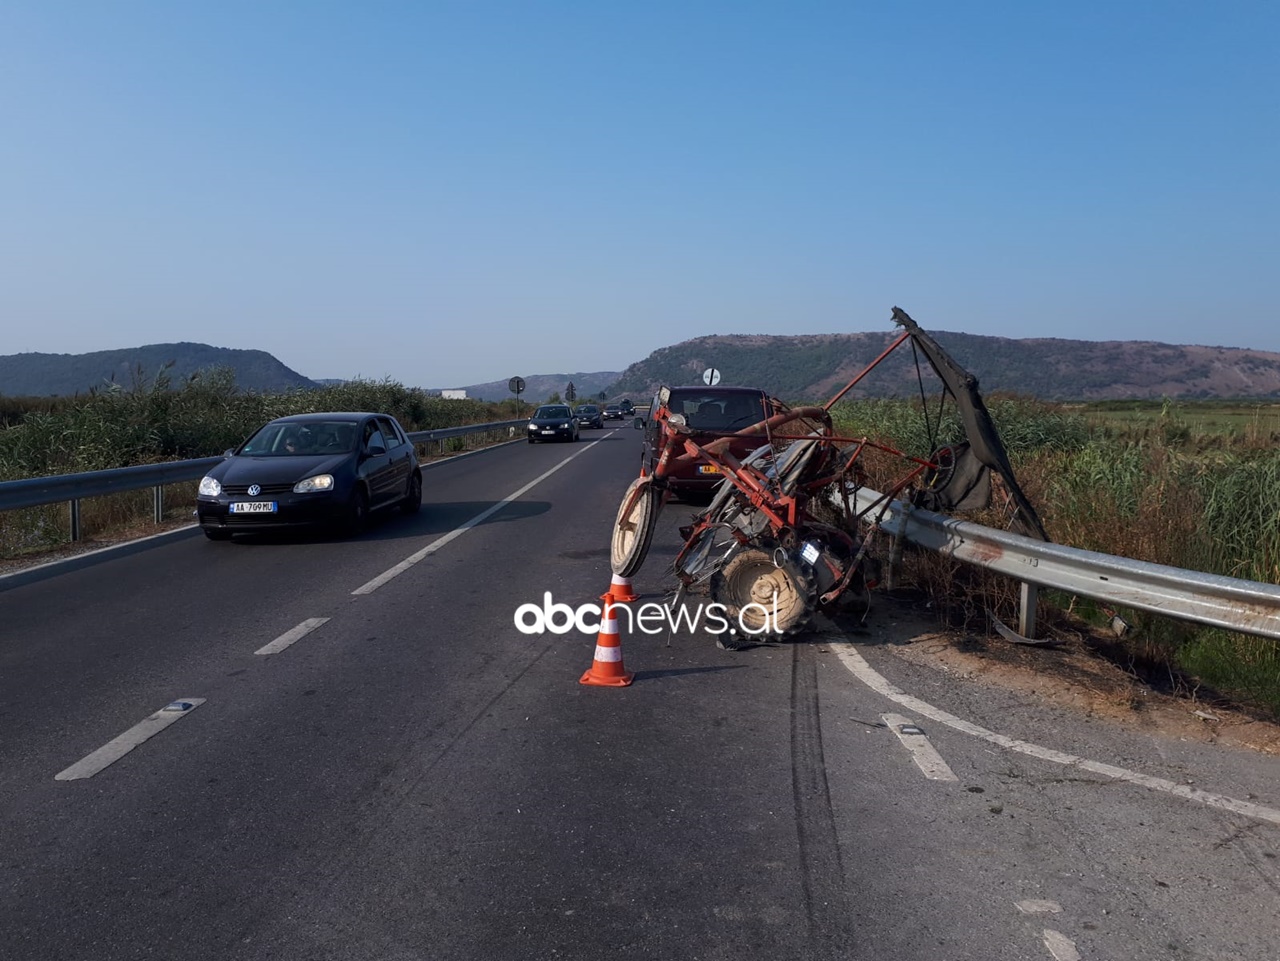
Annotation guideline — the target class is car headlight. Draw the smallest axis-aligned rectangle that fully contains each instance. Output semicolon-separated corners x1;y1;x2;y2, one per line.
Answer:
528;424;537;431
293;474;335;493
560;422;571;428
198;475;221;497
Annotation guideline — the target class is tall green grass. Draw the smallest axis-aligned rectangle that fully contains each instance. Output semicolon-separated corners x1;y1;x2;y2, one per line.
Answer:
832;396;1280;717
0;367;514;556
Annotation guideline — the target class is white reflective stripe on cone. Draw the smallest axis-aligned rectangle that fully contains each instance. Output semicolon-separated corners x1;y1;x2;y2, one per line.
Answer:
599;619;619;635
593;646;623;662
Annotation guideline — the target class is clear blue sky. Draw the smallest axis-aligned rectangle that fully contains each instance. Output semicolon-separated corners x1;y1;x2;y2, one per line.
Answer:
2;1;1276;389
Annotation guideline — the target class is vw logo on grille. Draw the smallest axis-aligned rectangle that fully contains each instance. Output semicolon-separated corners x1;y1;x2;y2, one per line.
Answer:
247;484;261;497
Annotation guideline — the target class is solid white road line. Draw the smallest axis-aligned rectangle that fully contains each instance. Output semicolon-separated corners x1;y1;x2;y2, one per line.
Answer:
881;712;959;781
1043;929;1082;961
55;698;206;780
351;434;614;596
255;617;330;655
836;644;1280;827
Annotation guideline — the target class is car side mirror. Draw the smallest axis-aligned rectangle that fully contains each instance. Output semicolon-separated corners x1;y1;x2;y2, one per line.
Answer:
633;417;644;429
223;448;235;457
367;444;386;457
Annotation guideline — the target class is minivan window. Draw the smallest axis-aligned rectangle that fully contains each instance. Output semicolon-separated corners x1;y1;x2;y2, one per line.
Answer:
668;390;768;431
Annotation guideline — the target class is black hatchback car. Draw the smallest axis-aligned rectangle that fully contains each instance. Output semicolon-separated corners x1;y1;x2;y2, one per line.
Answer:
196;412;422;539
574;405;603;429
526;405;580;443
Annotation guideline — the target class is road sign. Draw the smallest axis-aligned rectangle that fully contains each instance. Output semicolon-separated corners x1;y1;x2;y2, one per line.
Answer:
566;382;576;403
702;368;721;386
599;391;608;401
508;376;525;394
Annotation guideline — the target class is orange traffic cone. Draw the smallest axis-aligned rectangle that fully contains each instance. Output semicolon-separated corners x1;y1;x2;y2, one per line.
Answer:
579;593;635;687
608;572;639;603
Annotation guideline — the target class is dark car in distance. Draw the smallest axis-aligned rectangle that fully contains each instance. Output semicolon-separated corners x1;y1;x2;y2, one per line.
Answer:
527;405;580;443
196;412;422;539
637;386;775;497
602;404;625;421
574;405;604;429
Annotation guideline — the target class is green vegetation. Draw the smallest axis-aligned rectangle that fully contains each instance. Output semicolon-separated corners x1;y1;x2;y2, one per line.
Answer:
831;396;1280;717
0;367;517;556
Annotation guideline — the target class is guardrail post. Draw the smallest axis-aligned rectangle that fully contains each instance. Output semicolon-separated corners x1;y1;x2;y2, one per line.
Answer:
1018;581;1038;639
153;485;164;523
69;498;81;542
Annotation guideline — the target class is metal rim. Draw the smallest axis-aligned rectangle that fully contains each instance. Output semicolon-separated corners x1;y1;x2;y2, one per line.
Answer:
611;477;660;577
710;548;814;636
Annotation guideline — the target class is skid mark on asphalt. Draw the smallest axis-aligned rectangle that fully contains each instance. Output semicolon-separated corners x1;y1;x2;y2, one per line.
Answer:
351;434;614;596
836;644;1280;828
790;643;855;958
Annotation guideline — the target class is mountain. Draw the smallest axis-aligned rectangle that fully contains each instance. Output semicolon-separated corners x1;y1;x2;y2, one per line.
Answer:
0;343;318;396
445;371;621;403
605;331;1280;402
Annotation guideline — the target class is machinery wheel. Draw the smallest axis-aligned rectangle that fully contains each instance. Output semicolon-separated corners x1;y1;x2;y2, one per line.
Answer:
611;476;661;577
401;470;422;514
710;548;816;637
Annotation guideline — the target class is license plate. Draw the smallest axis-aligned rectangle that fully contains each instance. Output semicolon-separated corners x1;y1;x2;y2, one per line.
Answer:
698;464;721;475
541;430;556;435
230;501;277;513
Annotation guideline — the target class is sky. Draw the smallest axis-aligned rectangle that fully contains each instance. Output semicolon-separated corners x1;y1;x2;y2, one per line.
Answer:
1;2;1276;390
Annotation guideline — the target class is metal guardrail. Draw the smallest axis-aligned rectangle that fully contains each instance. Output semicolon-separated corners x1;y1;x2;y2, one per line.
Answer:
0;419;527;540
850;487;1280;642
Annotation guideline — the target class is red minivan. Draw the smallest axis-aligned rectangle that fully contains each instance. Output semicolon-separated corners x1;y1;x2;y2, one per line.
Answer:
636;386;775;497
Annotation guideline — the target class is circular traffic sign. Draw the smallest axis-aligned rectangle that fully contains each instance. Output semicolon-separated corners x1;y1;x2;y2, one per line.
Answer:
702;368;721;386
509;376;526;393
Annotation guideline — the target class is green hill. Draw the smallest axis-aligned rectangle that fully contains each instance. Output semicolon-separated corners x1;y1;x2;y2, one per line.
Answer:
0;343;318;396
605;331;1280;402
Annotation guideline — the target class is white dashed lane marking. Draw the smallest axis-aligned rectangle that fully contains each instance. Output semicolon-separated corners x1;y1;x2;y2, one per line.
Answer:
255;617;330;655
836;644;1280;827
351;434;613;596
55;698;205;780
881;712;958;781
1043;929;1082;960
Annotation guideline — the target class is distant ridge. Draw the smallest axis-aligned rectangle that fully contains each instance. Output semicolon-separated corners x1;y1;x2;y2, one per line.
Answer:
0;343;318;396
605;331;1280;401
444;371;621;403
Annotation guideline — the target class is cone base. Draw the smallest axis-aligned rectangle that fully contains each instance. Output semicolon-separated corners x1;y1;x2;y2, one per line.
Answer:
579;668;635;687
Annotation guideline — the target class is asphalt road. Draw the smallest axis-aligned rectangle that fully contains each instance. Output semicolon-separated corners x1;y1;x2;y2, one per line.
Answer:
1;428;1278;960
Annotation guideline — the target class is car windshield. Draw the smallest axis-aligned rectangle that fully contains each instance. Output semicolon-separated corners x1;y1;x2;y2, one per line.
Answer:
668;390;768;431
238;420;359;456
535;406;571;418
578;406;598;414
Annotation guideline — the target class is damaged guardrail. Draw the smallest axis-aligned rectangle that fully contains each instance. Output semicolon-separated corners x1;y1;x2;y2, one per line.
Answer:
0;419;527;541
852;487;1280;643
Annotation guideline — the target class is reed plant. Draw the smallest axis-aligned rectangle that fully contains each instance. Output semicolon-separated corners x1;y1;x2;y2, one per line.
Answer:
0;368;514;556
832;395;1280;717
